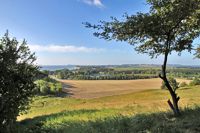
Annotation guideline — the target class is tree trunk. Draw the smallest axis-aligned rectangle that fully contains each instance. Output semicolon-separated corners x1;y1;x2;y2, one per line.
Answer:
162;76;180;116
159;50;181;116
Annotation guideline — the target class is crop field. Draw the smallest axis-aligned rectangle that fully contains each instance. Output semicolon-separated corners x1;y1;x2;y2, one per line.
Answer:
17;84;200;132
17;78;200;133
60;78;191;99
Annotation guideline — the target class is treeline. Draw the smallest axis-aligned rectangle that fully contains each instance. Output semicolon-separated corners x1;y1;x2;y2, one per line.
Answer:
65;74;158;80
46;68;157;80
43;66;200;80
167;68;200;79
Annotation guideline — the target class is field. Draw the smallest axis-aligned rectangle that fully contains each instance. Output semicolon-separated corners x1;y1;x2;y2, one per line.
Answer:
60;78;191;99
17;78;200;133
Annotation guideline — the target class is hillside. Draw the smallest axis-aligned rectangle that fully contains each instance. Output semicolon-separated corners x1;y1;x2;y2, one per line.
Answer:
17;85;200;132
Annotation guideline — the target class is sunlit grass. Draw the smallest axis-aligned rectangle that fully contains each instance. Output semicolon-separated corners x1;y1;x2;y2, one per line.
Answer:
19;85;200;120
16;85;200;132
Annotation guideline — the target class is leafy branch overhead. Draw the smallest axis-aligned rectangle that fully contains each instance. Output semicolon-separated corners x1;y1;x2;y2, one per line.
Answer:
85;0;200;58
85;0;200;116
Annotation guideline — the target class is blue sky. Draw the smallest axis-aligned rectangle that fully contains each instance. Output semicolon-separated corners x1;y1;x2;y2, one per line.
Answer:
0;0;199;65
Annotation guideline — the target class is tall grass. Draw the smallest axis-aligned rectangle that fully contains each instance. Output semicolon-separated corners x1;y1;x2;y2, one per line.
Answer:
16;85;200;133
17;107;200;133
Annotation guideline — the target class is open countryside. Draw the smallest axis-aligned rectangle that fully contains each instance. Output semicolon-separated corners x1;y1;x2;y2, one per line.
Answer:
1;0;200;133
60;78;191;99
17;80;200;132
15;66;200;132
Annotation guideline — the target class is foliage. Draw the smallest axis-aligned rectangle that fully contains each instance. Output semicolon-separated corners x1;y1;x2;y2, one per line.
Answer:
0;32;39;132
85;0;200;57
35;78;62;95
52;67;200;80
194;46;200;58
85;0;200;115
161;77;179;91
189;77;200;86
179;82;188;87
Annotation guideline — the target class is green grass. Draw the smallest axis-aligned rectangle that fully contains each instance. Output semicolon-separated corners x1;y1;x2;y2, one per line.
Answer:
17;107;200;133
17;86;200;133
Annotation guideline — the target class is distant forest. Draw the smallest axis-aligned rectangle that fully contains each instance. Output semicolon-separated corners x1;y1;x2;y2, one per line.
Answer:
44;66;200;80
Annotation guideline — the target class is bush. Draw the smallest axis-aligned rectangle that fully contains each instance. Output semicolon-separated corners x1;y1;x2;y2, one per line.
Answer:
35;79;62;95
161;77;179;91
43;77;57;83
179;82;188;87
161;81;166;90
189;78;200;86
55;83;62;92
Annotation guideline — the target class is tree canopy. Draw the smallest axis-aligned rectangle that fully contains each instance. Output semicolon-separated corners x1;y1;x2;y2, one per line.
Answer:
86;0;200;57
0;32;39;132
85;0;200;115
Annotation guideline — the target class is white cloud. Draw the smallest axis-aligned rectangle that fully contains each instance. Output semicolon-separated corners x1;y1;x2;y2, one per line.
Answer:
29;44;104;53
82;0;104;8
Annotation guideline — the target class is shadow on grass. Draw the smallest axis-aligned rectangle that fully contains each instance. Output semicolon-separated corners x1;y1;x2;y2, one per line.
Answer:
17;107;200;133
61;83;76;97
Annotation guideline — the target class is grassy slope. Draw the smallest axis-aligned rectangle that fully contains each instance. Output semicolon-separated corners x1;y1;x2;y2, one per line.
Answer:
19;107;200;133
17;86;200;133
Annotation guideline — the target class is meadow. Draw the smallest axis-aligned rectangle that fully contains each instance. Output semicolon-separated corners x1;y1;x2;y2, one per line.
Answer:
17;78;200;133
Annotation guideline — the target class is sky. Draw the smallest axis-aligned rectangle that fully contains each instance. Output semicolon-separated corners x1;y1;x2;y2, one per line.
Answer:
0;0;199;65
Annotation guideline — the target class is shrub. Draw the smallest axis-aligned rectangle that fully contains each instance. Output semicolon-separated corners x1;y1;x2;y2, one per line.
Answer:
55;83;62;92
189;78;200;86
161;77;179;91
179;82;188;87
35;79;62;95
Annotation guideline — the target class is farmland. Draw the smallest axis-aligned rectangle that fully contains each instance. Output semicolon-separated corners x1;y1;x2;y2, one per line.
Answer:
16;77;200;133
17;83;200;132
2;0;200;132
60;78;190;99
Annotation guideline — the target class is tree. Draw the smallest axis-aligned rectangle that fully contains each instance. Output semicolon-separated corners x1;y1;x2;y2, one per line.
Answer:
85;0;200;115
161;77;179;92
194;46;200;58
0;32;39;132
